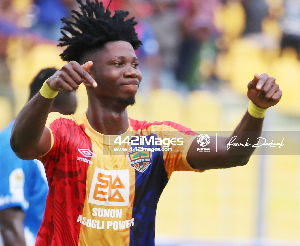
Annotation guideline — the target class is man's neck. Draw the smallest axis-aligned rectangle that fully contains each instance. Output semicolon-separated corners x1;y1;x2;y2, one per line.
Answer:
86;102;129;135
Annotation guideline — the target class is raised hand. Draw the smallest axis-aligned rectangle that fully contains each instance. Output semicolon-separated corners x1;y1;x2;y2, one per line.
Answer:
46;61;97;92
247;73;282;109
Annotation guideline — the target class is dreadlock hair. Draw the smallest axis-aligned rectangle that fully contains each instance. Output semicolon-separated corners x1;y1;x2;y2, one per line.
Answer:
58;0;143;63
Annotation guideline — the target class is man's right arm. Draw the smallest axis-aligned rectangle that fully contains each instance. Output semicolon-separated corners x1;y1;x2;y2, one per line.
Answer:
10;61;96;160
10;93;54;160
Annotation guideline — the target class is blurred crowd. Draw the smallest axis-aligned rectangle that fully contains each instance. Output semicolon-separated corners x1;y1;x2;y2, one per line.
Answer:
1;0;300;121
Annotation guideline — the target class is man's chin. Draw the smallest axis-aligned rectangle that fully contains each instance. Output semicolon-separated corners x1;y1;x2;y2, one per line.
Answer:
117;97;136;106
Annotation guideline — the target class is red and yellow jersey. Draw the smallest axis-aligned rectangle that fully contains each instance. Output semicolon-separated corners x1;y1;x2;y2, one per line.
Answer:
36;112;199;246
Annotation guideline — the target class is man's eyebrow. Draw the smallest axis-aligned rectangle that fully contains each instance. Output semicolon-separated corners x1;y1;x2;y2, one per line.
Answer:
112;56;139;60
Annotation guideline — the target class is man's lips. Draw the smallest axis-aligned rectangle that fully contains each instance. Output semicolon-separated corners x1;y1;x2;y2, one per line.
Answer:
120;80;140;87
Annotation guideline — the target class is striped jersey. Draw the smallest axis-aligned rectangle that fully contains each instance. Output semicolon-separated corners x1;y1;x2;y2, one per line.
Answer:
36;112;199;246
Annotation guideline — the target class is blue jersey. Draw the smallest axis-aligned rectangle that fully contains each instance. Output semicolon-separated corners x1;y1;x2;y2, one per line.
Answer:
0;121;49;245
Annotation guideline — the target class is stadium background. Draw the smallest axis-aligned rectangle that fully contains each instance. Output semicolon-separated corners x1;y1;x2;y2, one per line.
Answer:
0;0;300;245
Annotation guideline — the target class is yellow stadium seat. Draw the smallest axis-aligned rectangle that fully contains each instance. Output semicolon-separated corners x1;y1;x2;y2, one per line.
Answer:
127;92;146;121
262;17;282;39
267;155;300;241
10;43;66;88
281;47;299;60
13;0;31;12
265;0;284;9
185;90;222;131
0;97;13;130
216;51;232;82
13;87;29;116
214;1;245;41
227;39;271;95
156;171;182;236
145;89;185;125
271;52;300;116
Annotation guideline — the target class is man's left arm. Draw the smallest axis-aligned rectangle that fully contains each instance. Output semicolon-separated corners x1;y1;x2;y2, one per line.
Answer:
187;73;282;170
0;207;26;246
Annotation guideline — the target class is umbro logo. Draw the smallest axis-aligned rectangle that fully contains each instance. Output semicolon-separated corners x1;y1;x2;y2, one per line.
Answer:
78;149;97;158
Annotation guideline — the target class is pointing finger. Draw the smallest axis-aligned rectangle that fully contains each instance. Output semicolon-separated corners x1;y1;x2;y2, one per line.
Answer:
70;61;97;88
81;61;97;87
82;61;93;71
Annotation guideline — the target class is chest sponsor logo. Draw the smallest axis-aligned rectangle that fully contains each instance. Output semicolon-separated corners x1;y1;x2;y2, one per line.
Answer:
128;151;152;173
88;168;129;206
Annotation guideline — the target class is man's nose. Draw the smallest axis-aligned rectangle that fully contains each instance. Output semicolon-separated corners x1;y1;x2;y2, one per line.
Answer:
124;65;138;78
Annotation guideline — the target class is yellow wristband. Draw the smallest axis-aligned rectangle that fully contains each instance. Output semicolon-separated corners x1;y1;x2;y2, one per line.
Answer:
248;101;267;118
40;81;58;99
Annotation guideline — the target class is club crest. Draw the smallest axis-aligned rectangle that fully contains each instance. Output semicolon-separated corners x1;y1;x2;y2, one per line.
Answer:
128;151;152;173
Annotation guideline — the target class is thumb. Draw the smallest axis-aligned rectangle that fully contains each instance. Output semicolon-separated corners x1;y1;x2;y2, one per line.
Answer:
82;61;93;71
247;73;260;90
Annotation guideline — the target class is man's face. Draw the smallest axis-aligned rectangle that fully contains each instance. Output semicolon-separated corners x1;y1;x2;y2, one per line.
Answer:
85;41;142;105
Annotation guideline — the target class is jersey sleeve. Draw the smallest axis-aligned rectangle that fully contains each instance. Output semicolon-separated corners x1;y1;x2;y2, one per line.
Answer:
37;113;88;187
155;121;204;178
38;112;64;169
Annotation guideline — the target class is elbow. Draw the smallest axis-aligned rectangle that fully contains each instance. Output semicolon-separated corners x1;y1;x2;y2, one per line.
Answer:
10;134;20;154
10;136;32;160
10;135;19;154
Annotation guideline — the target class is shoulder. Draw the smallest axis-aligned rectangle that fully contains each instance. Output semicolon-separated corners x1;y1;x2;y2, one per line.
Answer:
46;112;86;128
47;112;83;122
129;118;194;134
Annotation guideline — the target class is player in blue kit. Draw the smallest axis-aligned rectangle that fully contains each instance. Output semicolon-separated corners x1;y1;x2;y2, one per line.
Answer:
0;68;77;246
